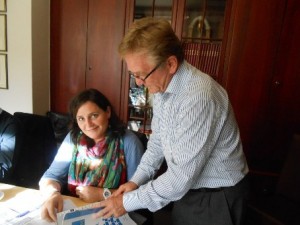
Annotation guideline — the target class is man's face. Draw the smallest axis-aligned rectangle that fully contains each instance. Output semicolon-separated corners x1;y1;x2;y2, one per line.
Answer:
124;53;173;94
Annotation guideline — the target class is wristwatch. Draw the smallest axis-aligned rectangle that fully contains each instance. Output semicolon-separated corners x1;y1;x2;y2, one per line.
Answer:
103;188;111;199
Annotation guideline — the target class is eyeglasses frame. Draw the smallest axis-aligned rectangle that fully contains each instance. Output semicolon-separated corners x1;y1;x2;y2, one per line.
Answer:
129;62;162;82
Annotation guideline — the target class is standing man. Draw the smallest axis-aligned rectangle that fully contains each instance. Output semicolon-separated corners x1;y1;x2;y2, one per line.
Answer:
95;17;249;225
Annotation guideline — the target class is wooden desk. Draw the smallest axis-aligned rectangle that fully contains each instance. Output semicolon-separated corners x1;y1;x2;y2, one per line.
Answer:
0;183;90;225
0;183;140;225
0;182;86;207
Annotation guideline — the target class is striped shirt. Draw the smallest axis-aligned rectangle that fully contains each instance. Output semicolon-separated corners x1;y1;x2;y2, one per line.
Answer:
123;61;249;212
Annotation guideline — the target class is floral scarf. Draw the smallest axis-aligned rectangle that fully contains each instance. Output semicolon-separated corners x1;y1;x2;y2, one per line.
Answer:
67;132;127;196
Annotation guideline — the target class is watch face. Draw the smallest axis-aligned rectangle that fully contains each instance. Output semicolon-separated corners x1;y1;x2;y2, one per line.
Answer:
103;188;111;199
104;191;110;198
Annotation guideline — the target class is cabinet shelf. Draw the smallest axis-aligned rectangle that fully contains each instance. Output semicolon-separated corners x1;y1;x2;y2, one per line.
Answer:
129;116;145;121
128;87;152;135
128;104;152;109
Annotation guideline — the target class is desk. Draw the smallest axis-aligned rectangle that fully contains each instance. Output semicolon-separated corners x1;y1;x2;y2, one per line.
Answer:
0;183;140;225
0;182;87;225
0;182;86;206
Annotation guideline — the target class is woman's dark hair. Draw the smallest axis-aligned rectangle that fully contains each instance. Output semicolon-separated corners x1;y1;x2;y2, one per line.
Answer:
69;88;125;146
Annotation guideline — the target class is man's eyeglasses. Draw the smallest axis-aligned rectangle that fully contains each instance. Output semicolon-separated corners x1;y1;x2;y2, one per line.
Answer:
128;62;161;82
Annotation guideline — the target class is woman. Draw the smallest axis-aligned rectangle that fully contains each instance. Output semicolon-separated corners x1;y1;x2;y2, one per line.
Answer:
39;89;144;222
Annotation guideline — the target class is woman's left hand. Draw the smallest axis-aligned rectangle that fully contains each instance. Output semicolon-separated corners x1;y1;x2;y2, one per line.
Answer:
76;186;101;202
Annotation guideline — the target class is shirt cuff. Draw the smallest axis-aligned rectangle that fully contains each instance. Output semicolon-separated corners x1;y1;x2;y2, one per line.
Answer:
123;190;145;212
130;173;149;187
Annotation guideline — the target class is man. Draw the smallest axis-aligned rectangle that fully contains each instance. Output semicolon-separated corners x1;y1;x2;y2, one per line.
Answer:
95;17;249;225
0;108;17;181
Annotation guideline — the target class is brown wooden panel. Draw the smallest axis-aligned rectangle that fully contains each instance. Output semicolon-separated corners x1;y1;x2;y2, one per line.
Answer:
50;0;88;113
222;0;287;170
264;0;300;163
86;0;127;117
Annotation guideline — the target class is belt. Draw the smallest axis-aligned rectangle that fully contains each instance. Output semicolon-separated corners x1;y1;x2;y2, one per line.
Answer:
189;187;224;193
189;176;248;193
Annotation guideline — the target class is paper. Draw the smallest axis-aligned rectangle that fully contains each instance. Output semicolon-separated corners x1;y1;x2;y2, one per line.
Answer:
56;202;137;225
0;190;77;225
0;191;138;225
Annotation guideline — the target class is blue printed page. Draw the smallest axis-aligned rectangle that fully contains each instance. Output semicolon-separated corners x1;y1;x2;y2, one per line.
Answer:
56;202;136;225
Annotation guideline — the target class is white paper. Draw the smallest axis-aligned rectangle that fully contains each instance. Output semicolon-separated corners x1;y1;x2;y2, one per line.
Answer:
0;192;138;225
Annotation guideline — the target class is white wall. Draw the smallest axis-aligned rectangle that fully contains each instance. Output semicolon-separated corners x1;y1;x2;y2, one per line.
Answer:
0;0;50;115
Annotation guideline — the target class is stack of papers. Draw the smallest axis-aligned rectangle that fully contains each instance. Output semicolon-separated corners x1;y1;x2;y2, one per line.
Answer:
0;189;140;225
0;189;53;225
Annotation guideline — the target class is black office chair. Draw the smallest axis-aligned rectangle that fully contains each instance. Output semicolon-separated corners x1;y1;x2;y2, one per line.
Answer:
8;112;58;189
46;111;71;147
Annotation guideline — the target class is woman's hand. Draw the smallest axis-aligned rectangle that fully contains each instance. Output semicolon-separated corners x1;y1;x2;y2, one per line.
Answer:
41;192;63;222
76;186;102;202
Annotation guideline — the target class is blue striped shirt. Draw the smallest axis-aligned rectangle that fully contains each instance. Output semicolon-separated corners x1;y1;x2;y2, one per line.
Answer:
123;61;248;212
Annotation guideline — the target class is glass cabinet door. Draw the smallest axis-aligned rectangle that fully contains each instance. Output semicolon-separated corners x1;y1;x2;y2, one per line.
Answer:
182;0;226;41
135;0;173;21
181;0;227;80
127;0;227;134
129;0;173;135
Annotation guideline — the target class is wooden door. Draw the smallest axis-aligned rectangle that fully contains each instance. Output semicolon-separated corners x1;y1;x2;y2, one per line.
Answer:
222;0;300;172
260;0;300;169
50;0;128;118
86;0;127;117
50;0;88;113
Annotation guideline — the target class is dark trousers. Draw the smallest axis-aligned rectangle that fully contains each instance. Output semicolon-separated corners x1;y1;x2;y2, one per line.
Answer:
172;175;249;225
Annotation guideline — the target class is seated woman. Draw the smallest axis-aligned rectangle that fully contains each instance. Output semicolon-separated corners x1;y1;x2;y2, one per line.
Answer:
0;108;17;181
39;89;144;222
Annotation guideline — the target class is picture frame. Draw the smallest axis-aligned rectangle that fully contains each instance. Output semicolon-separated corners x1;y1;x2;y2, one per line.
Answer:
0;0;7;12
0;53;8;89
0;14;7;51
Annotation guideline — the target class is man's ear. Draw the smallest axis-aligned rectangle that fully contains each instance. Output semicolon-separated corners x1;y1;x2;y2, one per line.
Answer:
167;55;179;74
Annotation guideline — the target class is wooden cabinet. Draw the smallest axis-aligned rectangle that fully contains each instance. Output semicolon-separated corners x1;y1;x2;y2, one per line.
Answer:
222;0;300;172
174;0;228;81
126;0;300;173
126;0;228;134
127;85;152;135
50;0;128;118
50;0;300;174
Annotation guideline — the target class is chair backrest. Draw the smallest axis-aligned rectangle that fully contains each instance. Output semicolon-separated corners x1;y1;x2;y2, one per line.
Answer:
276;134;300;203
9;112;58;189
46;111;71;147
132;130;148;150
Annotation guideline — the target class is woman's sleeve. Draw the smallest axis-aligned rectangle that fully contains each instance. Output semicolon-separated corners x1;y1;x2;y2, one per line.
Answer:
39;132;74;186
123;130;145;180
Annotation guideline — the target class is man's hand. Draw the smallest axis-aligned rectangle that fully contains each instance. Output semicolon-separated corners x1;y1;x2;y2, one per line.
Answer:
93;194;126;219
41;192;63;222
113;181;138;196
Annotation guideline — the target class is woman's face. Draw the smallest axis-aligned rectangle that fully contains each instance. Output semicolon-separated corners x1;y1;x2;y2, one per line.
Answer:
76;101;111;143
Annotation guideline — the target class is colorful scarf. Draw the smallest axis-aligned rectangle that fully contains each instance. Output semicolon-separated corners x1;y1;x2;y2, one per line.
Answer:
67;132;127;196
